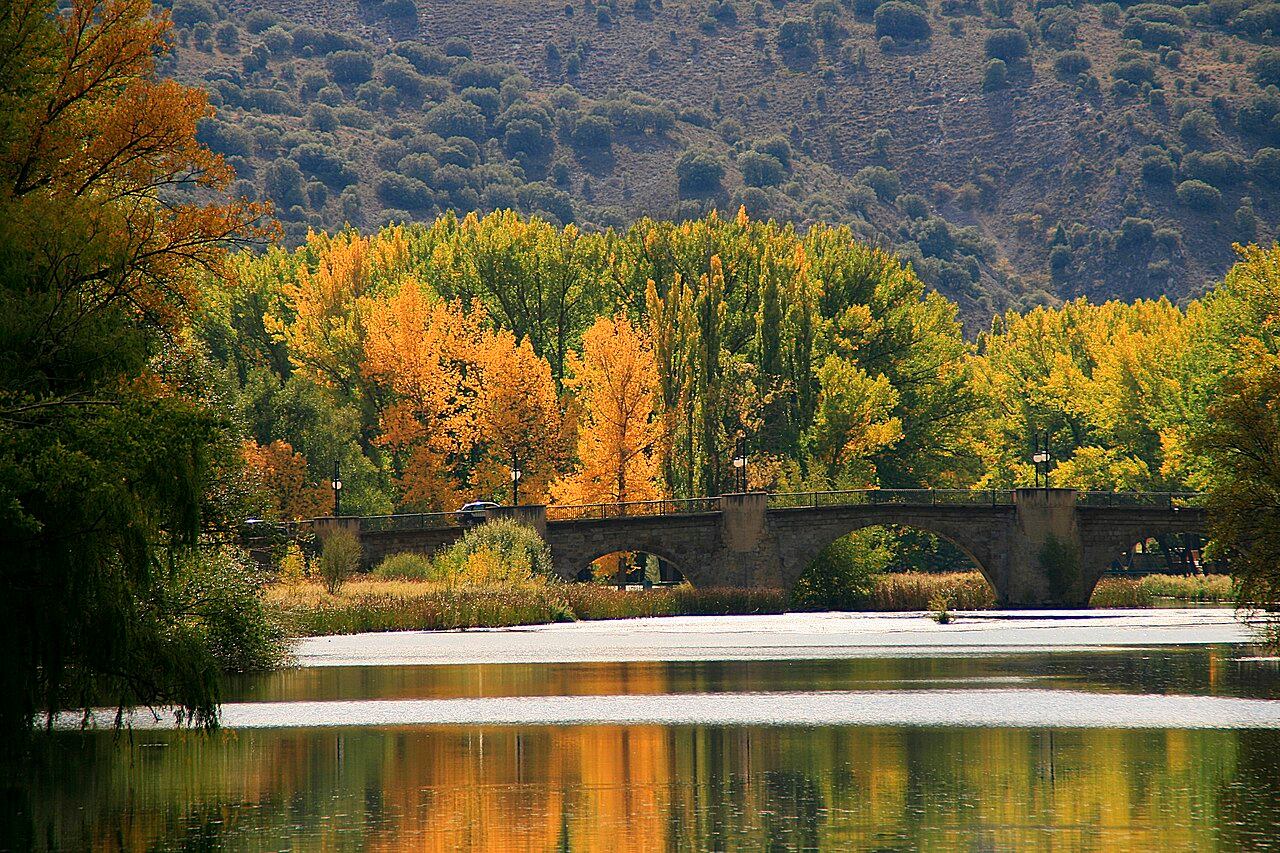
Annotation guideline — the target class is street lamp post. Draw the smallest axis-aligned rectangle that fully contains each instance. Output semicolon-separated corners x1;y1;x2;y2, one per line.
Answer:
1032;433;1051;489
331;460;343;517
511;450;523;507
732;435;748;493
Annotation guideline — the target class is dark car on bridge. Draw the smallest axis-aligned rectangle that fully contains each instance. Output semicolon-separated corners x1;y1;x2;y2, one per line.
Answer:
455;500;500;527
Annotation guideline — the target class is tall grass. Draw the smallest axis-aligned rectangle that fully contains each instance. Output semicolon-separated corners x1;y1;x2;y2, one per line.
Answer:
564;585;789;620
269;578;573;635
1090;574;1234;607
269;570;1238;637
269;580;790;636
866;572;997;611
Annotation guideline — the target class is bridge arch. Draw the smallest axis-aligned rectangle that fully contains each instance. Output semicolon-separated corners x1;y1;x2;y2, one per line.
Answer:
780;518;1001;600
1078;513;1213;600
568;543;691;585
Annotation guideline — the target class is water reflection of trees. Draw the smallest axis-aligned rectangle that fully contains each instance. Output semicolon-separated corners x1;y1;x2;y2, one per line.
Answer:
24;721;1274;851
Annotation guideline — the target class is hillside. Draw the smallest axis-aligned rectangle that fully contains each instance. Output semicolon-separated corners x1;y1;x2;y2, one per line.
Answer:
164;0;1280;322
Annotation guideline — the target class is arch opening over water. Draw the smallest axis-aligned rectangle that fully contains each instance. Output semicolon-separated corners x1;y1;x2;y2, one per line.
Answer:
572;549;688;588
791;523;997;610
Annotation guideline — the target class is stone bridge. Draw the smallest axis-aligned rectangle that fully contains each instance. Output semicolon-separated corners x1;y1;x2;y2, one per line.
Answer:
312;488;1207;608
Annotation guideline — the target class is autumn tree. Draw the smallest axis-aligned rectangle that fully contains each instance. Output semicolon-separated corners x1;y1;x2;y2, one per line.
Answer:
1187;245;1280;634
0;0;278;741
554;315;665;506
474;331;566;504
243;439;330;520
806;357;903;486
362;284;486;510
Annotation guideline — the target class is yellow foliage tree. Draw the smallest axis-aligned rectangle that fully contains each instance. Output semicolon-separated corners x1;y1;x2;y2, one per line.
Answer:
554;315;665;506
266;227;411;389
362;284;486;510
806;356;904;487
474;331;566;504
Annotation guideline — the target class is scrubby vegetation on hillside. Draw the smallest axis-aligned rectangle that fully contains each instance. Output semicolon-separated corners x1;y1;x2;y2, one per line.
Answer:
159;0;1280;318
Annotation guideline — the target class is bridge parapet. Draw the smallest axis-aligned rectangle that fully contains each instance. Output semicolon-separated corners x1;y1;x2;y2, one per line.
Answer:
768;489;1016;508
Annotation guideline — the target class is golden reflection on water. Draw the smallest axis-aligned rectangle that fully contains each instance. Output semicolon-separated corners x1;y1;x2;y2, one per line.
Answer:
23;651;1280;852
31;722;1279;852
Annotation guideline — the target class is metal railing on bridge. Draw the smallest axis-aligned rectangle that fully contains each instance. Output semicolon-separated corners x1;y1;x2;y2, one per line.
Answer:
358;511;459;533
767;489;1016;509
546;497;719;521
1076;491;1204;509
336;489;1205;531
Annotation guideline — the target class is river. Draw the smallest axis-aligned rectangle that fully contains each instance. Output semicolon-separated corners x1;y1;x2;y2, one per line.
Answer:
15;610;1280;851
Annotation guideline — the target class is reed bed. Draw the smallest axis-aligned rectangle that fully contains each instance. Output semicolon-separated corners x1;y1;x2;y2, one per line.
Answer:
268;579;573;635
866;572;998;611
270;579;788;635
269;570;1237;636
563;585;790;620
1090;574;1234;608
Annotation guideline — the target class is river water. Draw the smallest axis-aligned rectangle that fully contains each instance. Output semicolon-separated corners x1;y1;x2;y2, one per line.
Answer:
15;614;1280;851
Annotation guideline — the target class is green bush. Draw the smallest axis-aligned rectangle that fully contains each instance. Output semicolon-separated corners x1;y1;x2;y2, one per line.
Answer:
376;173;433;209
739;150;786;187
1251;148;1280;183
1180;150;1243;187
463;519;554;576
245;9;280;33
778;18;818;53
1141;152;1175;183
449;60;515;90
1253;49;1280;88
1054;51;1091;77
676;149;726;195
318;529;362;594
1122;17;1186;48
1178;109;1216;145
855;165;901;200
1176;178;1222;210
327;50;375;85
791;533;887;610
985;29;1029;63
983;59;1009;91
1038;7;1078;48
571;114;613;149
172;0;216;27
428;519;555;586
373;551;436;580
425;98;487;141
1112;58;1157;86
874;2;931;41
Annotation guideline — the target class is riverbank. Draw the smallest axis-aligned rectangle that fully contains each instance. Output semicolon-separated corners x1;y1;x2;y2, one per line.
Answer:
268;572;1235;637
295;609;1254;667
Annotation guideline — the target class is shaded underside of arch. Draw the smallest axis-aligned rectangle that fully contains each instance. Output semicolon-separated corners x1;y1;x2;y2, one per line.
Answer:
767;505;1014;595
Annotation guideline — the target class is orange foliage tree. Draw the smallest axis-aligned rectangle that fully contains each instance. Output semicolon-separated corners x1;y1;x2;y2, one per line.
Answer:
362;284;486;510
554;315;665;506
242;440;330;521
1;0;272;354
474;331;567;504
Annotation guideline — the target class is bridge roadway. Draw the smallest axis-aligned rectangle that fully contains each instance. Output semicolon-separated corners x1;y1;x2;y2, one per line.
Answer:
314;488;1207;608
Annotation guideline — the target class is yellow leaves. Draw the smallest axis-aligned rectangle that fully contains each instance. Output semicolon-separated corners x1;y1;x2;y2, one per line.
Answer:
358;275;567;510
269;229;416;388
553;315;665;505
808;355;902;485
364;285;485;454
475;331;566;503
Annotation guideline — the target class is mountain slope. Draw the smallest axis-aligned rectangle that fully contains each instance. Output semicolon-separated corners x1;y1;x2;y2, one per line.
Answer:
167;0;1280;322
